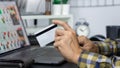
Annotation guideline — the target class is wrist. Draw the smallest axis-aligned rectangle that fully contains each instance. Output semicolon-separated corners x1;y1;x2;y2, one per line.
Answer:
73;49;83;64
94;43;99;53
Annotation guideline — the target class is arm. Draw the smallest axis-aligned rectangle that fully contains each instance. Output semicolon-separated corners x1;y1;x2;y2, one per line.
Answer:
78;36;120;56
93;39;119;56
52;20;120;68
78;51;120;68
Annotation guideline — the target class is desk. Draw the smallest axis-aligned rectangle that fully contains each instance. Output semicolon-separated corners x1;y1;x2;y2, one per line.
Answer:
32;62;78;68
0;46;79;68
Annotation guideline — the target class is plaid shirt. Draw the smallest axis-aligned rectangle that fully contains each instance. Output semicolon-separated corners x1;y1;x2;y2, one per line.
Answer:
78;39;120;68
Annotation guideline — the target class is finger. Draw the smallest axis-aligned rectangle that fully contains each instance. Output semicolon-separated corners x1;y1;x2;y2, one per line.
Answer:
53;41;61;48
53;43;62;55
55;29;65;36
54;45;63;57
52;20;72;31
55;36;62;42
54;46;61;53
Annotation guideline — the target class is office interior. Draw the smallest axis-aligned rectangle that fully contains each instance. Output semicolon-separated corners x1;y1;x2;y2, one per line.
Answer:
0;0;120;68
16;0;120;39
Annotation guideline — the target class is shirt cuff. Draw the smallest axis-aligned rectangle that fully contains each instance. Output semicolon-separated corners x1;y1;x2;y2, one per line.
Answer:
77;51;98;68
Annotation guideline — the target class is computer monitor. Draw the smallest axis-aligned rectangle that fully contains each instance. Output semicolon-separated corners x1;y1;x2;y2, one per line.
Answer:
106;26;120;40
0;1;30;54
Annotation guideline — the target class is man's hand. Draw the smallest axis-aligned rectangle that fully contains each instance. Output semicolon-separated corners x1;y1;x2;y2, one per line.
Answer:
53;20;82;64
78;36;98;53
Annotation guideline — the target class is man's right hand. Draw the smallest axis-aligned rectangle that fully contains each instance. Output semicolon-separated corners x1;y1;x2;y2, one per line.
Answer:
53;20;82;64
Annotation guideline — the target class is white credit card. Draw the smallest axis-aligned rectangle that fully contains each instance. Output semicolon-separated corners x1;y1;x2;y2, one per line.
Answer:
34;24;57;47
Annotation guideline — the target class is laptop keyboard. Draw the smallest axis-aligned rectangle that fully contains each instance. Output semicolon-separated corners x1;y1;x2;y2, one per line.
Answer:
30;47;62;57
0;46;64;64
28;35;39;45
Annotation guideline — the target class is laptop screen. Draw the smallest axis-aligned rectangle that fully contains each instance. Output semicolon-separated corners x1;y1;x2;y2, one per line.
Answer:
0;1;30;54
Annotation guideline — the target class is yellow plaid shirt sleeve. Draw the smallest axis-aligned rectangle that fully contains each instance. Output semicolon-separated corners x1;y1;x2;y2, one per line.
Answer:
93;39;120;56
78;51;120;68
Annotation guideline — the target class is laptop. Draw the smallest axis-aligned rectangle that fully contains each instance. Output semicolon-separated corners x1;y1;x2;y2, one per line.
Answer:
0;1;64;65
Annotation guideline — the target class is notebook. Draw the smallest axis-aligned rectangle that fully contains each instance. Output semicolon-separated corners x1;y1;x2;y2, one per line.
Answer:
0;1;64;65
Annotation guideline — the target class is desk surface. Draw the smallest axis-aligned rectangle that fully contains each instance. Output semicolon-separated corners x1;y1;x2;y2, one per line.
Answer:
32;62;78;68
0;46;79;68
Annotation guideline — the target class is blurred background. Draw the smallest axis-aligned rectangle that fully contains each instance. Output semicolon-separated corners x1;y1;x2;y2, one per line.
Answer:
1;0;120;39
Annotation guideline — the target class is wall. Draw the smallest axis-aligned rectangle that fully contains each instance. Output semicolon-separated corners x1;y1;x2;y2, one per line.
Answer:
24;0;120;37
70;2;120;37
